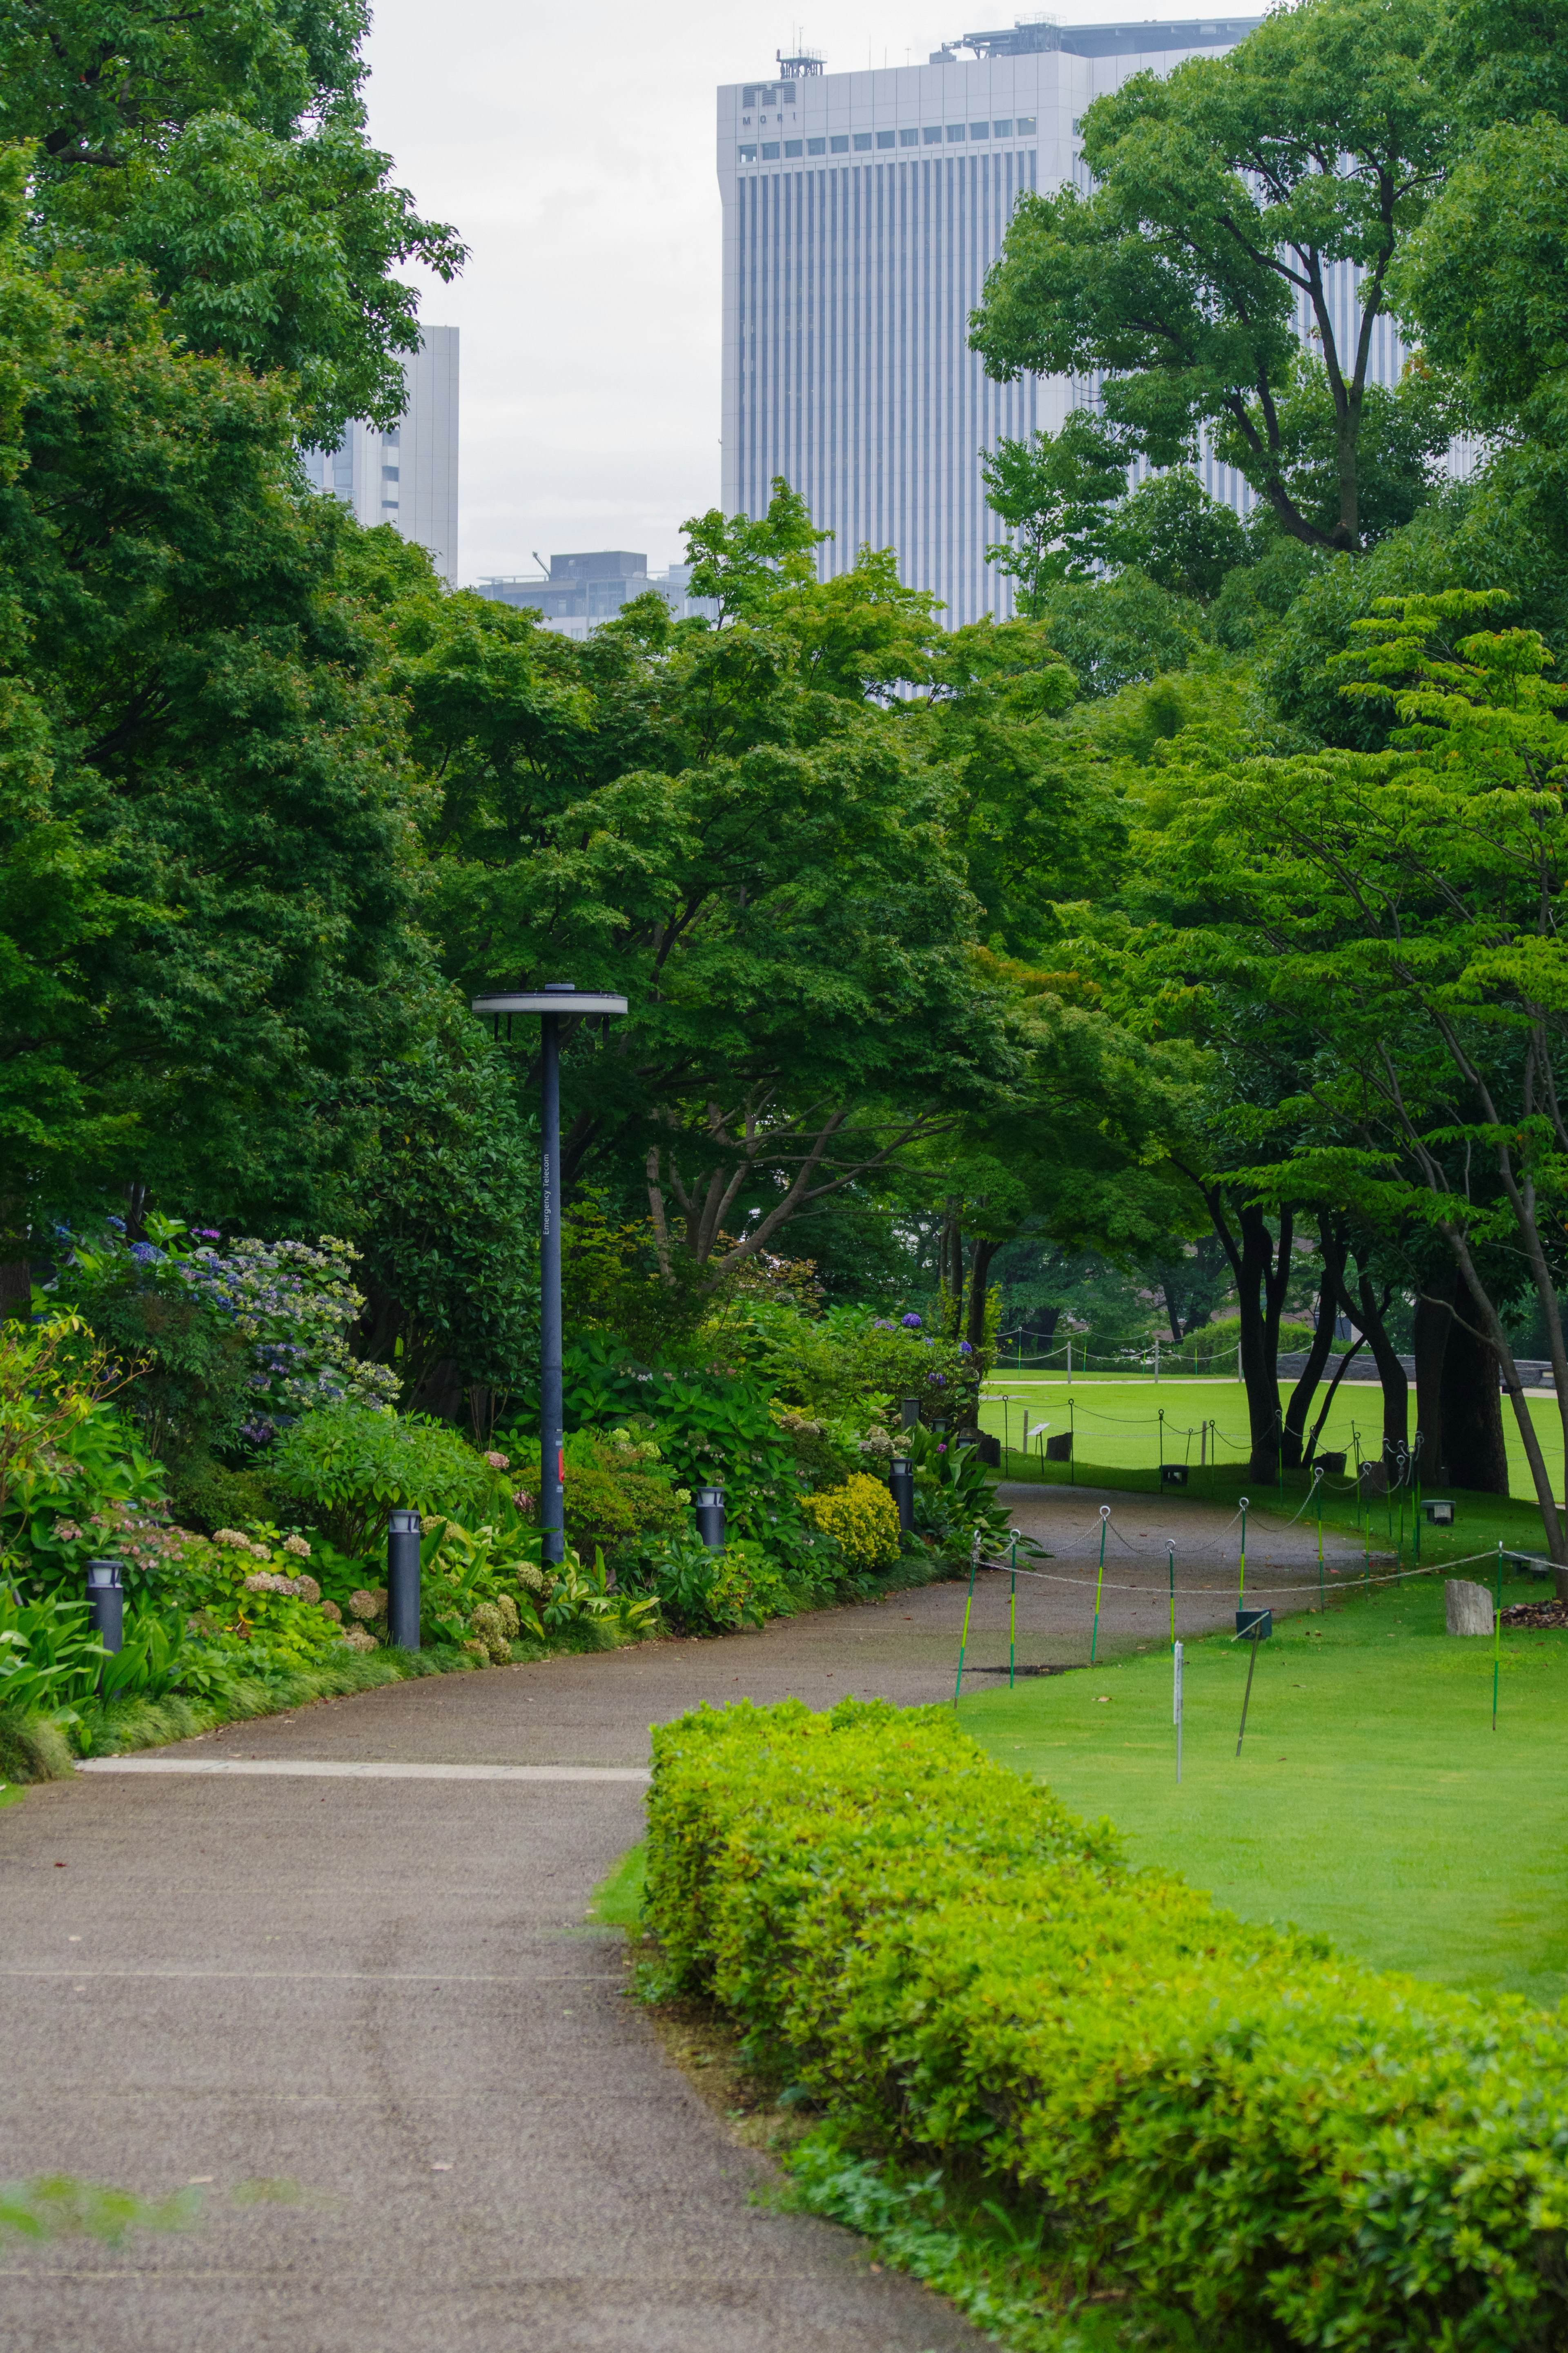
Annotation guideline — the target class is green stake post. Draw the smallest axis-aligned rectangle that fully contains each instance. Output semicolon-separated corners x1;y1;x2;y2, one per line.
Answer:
1493;1538;1502;1732
954;1531;980;1706
1168;1540;1176;1646
1090;1504;1109;1664
1069;1396;1076;1486
1009;1533;1018;1689
1237;1496;1249;1611
1314;1464;1325;1610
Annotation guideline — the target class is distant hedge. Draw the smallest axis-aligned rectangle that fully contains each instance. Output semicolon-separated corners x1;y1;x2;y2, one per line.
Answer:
646;1698;1568;2351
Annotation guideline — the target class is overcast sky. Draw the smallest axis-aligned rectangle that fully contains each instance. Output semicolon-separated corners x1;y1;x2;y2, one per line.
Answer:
360;3;1166;585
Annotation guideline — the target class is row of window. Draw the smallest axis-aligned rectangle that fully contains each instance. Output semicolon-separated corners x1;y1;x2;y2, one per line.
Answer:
737;118;1036;163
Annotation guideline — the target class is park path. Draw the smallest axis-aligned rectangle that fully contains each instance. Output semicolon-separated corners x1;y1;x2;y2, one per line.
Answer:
0;1487;1361;2352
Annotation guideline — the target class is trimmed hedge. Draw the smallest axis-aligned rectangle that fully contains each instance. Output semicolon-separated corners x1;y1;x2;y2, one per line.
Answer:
645;1698;1568;2351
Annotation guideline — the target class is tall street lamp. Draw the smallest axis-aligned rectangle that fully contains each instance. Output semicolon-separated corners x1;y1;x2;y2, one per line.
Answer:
472;981;628;1564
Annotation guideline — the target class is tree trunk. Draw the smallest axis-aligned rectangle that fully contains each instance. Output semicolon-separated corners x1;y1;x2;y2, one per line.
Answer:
0;1257;33;1324
1442;1273;1509;1496
966;1238;998;1351
1282;1223;1348;1469
1412;1273;1455;1488
1233;1201;1294;1482
1335;1265;1409;1479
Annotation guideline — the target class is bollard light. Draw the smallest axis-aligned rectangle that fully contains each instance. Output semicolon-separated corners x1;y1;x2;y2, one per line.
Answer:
899;1396;921;1431
1423;1498;1455;1526
694;1485;726;1550
85;1559;125;1655
387;1509;422;1650
889;1455;914;1534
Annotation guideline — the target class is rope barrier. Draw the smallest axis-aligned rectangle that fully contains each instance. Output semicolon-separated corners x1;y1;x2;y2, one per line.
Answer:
970;1544;1523;1599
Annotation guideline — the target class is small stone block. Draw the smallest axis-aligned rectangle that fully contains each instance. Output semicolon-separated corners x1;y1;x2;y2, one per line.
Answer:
1445;1579;1494;1637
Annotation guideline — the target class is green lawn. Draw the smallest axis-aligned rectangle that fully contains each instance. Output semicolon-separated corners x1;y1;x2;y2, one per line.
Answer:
959;1568;1568;2007
980;1372;1568;1566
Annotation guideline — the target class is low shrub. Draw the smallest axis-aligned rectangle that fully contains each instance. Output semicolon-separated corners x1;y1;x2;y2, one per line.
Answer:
266;1404;509;1554
646;1698;1568;2353
800;1473;900;1573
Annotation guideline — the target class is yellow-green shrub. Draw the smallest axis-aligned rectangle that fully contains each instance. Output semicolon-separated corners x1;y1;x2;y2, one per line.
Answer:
646;1699;1568;2353
800;1472;899;1572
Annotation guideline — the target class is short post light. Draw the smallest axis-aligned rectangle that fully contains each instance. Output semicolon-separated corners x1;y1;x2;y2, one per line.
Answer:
889;1454;915;1533
387;1509;422;1650
85;1559;125;1655
472;981;628;1566
695;1485;727;1550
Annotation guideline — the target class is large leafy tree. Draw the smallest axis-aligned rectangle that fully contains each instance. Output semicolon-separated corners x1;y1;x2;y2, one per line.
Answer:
0;0;465;442
1125;593;1568;1570
970;0;1452;553
393;515;1026;1284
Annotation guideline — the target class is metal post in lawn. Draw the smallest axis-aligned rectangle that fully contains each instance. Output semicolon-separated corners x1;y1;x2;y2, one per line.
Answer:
1158;1405;1164;1478
1090;1504;1110;1664
954;1530;981;1705
1352;1424;1362;1531
1235;1622;1262;1757
1237;1495;1249;1615
472;982;628;1566
1168;1540;1176;1647
1009;1532;1018;1688
1069;1396;1075;1485
1493;1538;1503;1732
1154;1334;1160;1385
1173;1639;1184;1784
1314;1463;1325;1610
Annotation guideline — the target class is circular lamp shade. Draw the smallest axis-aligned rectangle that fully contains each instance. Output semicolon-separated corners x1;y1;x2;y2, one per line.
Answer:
472;990;628;1017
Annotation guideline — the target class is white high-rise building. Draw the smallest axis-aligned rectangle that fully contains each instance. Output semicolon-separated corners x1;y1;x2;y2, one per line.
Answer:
718;24;1284;625
302;325;459;584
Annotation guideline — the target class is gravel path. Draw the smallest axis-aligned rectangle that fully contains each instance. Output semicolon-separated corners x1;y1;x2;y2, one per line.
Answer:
0;1486;1361;2351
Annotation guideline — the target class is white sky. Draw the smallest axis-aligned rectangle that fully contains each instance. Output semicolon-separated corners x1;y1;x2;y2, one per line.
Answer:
360;3;1172;585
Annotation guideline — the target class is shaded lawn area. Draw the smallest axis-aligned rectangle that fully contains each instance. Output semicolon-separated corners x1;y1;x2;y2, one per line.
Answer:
981;1373;1568;1567
958;1566;1568;2009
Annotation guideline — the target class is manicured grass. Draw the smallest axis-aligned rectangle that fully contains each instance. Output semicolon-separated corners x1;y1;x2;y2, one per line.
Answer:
959;1566;1568;2007
589;1839;646;1929
980;1371;1568;1566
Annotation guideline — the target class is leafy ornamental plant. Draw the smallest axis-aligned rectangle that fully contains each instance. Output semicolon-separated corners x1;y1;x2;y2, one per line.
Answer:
0;1312;131;1558
266;1405;510;1557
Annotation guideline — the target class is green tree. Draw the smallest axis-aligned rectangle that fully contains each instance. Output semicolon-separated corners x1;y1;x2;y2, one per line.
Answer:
1;0;465;442
980;411;1130;612
1104;468;1247;603
1128;592;1568;1568
969;0;1452;553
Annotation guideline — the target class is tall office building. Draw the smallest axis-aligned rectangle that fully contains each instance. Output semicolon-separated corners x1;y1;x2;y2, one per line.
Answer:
718;23;1403;626
301;325;460;584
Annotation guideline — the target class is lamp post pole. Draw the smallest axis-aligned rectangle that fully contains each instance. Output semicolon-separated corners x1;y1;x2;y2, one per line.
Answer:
472;981;628;1567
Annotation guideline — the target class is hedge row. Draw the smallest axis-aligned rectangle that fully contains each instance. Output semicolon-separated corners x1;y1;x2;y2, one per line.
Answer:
645;1697;1568;2351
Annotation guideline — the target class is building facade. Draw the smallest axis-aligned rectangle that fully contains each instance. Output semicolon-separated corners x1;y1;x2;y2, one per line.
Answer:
301;326;460;584
718;22;1369;626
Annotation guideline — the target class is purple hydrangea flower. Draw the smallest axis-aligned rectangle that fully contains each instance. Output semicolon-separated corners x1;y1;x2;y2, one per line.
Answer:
928;1372;947;1387
105;1216;126;1232
129;1242;163;1264
901;1313;923;1329
959;1340;973;1355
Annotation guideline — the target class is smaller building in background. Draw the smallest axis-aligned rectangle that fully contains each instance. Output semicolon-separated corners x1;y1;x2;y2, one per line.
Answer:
301;326;459;584
479;549;716;638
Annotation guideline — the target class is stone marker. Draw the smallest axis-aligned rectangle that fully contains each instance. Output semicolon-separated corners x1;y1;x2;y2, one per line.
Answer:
1446;1579;1494;1637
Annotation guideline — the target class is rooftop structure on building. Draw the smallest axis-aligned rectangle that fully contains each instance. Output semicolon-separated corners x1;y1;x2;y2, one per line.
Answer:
719;24;1406;627
479;550;717;639
301;326;459;583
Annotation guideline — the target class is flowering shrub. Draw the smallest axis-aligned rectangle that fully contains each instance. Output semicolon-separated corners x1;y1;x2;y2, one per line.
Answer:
266;1403;508;1555
800;1473;900;1573
176;1234;399;1442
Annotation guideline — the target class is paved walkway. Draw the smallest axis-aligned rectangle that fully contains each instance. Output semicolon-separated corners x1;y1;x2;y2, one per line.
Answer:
0;1487;1363;2351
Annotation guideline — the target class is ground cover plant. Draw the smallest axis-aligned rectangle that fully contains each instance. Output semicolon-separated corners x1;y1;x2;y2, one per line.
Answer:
958;1563;1568;2007
644;1693;1568;2352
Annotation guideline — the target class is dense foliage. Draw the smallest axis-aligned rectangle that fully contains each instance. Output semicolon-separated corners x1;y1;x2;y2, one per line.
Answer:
647;1696;1568;2352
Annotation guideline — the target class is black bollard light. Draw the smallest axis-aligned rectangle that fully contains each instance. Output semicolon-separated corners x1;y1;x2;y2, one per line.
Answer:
900;1396;921;1432
889;1456;914;1533
85;1559;125;1657
695;1485;726;1549
387;1509;422;1650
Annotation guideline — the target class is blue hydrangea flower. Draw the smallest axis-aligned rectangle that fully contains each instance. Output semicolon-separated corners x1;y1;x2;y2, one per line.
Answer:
901;1313;923;1329
959;1340;973;1355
